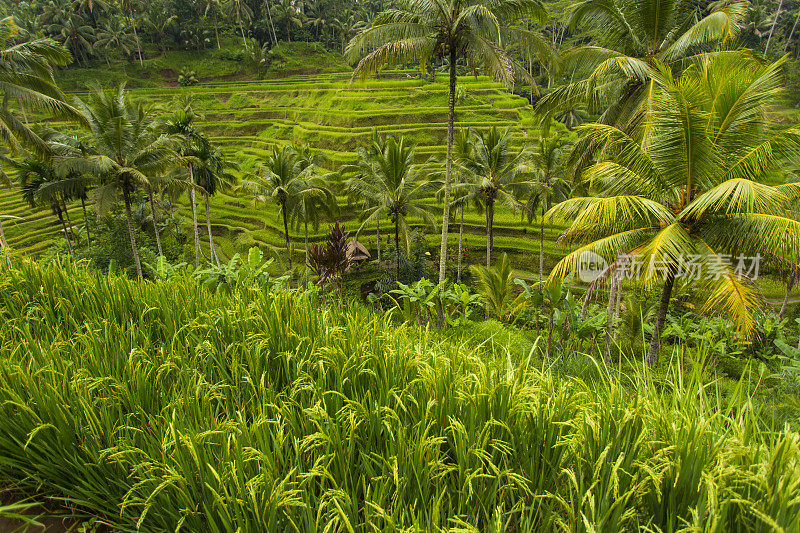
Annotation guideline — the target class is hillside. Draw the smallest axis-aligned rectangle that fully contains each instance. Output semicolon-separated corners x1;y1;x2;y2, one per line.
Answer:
0;50;571;278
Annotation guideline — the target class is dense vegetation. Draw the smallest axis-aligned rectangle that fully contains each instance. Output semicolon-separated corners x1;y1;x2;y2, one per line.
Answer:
0;260;799;530
1;0;800;528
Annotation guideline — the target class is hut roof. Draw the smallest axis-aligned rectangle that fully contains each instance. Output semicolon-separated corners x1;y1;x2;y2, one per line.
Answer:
346;240;371;261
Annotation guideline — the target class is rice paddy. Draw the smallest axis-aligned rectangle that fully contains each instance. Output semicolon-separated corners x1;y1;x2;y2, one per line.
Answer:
0;260;798;530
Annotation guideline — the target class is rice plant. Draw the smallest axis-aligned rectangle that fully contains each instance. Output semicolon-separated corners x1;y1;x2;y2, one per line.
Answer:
0;260;798;531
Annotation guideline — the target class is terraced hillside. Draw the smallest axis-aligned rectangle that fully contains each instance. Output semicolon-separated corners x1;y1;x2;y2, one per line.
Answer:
0;70;575;276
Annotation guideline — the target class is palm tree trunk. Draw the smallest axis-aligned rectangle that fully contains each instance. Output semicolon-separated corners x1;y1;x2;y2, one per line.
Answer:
239;15;249;50
130;8;143;66
376;216;381;263
61;198;75;245
647;273;675;368
539;203;545;288
56;206;74;258
204;193;219;266
150;190;163;257
265;1;278;45
281;201;291;269
81;197;91;247
189;166;201;267
604;274;618;365
214;13;221;49
0;215;11;268
395;214;400;281
486;197;494;268
457;205;464;283
786;8;800;52
438;47;457;285
766;0;785;55
123;187;143;280
304;218;309;288
779;270;796;319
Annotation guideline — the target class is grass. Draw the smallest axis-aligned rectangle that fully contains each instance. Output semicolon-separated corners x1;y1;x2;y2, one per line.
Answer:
0;260;798;530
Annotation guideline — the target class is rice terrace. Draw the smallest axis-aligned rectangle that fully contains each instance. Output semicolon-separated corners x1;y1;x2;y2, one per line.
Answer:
2;0;800;530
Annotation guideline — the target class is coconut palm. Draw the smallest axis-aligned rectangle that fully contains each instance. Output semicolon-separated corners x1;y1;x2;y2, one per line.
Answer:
241;144;319;269
346;0;552;285
290;175;337;280
224;0;253;50
348;135;438;280
163;107;206;267
16;157;80;257
535;0;747;178
0;16;82;154
49;15;95;65
454;127;536;268
525;132;572;284
68;84;179;280
545;53;800;366
95;18;136;67
193;141;237;266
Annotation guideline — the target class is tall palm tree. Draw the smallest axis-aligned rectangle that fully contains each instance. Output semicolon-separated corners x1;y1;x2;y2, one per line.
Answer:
224;0;253;50
348;135;438;280
49;15;95;66
193;141;237;266
290;175;337;279
69;84;178;280
454;127;536;268
545;53;800;366
163;107;206;267
16;157;79;257
346;0;552;285
535;0;747;178
526;132;572;284
95;18;136;67
241;144;317;269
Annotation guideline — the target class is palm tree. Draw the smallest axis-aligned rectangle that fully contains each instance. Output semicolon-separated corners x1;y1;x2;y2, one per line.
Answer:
526;132;572;285
270;0;303;42
535;0;746;177
545;53;800;367
49;15;95;66
163;108;206;267
241;144;318;269
95;18;136;67
224;0;253;50
454;127;536;268
348;135;438;280
291;176;337;280
193;141;237;266
69;84;178;280
346;0;552;285
16;157;79;257
120;0;144;65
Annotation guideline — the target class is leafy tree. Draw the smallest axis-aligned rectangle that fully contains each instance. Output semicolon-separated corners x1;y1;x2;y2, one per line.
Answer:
348;135;438;280
546;54;800;366
455;126;536;268
346;0;552;285
69;84;179;280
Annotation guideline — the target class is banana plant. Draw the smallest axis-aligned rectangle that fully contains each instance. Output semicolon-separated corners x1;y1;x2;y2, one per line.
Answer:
440;283;482;327
388;278;443;325
194;246;288;292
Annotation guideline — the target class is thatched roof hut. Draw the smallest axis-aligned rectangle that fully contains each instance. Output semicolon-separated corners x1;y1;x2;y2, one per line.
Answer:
346;240;371;262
